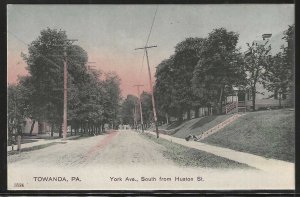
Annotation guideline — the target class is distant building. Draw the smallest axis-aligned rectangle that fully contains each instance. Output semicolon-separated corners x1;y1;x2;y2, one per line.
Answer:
225;31;293;112
22;119;51;135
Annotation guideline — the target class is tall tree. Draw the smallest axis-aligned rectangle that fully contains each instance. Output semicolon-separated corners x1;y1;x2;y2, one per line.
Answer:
154;56;179;120
120;95;138;126
102;72;122;129
262;24;294;108
244;40;272;110
21;28;89;136
192;28;245;114
282;24;295;105
140;91;153;126
7;84;26;143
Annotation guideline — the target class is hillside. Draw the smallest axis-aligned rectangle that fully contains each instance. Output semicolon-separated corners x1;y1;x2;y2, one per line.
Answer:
202;109;295;162
157;114;234;138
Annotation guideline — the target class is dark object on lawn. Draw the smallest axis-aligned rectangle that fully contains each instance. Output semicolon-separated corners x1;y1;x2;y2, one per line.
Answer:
185;134;200;141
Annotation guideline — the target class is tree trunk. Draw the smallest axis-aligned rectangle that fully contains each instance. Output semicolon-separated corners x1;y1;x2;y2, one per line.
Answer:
187;110;191;120
279;93;282;108
29;120;36;136
38;121;43;134
59;124;62;138
252;87;256;111
70;124;73;136
166;113;169;124
51;123;54;137
218;86;224;115
194;107;199;118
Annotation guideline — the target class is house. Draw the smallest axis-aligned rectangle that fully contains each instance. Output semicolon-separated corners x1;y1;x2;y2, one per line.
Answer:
224;31;293;113
21;119;51;135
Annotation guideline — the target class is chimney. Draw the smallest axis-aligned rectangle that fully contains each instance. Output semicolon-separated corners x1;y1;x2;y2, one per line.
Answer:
262;34;272;40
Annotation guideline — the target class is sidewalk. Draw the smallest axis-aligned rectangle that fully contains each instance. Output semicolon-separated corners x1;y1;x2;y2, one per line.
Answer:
7;137;71;152
146;131;294;173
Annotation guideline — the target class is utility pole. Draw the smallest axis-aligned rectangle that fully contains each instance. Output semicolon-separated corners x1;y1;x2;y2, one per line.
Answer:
135;45;159;138
61;39;78;140
133;84;144;132
133;107;137;130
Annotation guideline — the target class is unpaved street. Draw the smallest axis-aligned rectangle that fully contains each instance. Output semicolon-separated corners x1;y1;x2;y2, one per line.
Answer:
7;130;294;190
8;130;174;168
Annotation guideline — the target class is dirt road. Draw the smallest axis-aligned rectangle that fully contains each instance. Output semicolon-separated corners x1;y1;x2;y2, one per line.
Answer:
7;130;294;190
8;130;174;168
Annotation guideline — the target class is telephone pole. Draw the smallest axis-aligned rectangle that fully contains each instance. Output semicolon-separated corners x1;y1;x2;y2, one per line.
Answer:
134;45;159;138
61;39;78;140
133;84;144;132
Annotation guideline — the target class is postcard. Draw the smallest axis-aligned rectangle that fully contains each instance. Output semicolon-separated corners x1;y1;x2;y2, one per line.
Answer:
7;4;295;190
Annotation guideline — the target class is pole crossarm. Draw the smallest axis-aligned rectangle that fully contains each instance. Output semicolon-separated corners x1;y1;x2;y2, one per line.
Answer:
134;45;159;138
134;45;157;50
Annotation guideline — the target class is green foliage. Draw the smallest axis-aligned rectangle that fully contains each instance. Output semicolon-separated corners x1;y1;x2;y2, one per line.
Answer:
155;28;245;119
261;24;294;107
7;84;26;143
192;28;246;113
262;53;290;99
140;91;153;124
120;95;138;125
155;38;205;119
11;27;121;137
244;38;272;110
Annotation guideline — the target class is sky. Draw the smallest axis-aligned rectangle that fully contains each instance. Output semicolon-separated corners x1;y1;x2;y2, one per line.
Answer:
7;4;294;97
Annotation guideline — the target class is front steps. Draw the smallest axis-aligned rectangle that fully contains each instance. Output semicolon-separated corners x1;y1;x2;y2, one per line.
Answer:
196;113;244;140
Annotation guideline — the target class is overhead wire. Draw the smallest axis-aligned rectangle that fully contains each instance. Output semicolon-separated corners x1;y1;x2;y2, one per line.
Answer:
138;5;159;85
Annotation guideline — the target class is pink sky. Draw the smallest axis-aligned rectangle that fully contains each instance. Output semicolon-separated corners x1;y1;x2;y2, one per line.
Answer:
7;44;161;97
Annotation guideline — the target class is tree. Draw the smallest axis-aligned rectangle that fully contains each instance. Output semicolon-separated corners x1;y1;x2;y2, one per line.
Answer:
154;57;177;120
21;28;91;136
244;40;272;110
262;52;290;107
7;84;26;144
155;38;205;121
192;28;245;114
120;95;138;126
282;24;295;105
172;40;204;119
102;72;122;129
140;91;153;126
261;24;294;108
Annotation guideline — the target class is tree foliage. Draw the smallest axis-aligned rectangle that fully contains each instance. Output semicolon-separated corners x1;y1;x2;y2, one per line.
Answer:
10;27;121;137
192;28;246;114
244;40;272;110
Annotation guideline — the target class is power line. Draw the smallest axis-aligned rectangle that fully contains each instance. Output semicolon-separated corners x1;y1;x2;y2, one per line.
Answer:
138;5;159;81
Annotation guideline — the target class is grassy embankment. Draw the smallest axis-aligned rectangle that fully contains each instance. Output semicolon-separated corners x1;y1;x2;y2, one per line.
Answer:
142;133;252;169
157;114;233;137
202;109;295;162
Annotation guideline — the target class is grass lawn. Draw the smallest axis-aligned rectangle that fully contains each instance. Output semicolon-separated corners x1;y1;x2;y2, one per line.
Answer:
142;133;252;169
202;109;295;162
166;120;187;130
